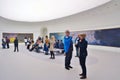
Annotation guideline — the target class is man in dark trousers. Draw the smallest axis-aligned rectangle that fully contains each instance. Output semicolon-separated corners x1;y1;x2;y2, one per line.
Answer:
6;36;10;48
64;30;73;70
78;34;88;79
14;37;19;52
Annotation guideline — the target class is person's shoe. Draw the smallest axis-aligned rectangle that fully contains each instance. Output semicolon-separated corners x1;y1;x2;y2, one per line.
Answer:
50;57;52;59
68;66;73;69
53;57;55;59
75;56;78;57
80;76;87;79
79;73;83;76
65;67;70;70
45;53;48;55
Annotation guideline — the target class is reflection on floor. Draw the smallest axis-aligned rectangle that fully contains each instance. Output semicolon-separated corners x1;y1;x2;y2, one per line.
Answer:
0;44;120;80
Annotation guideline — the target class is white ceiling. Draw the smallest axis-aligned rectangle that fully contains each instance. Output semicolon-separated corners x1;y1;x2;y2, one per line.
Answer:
0;0;111;22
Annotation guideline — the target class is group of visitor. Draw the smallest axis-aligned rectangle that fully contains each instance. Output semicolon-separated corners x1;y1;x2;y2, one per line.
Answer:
2;36;19;52
25;35;64;59
2;36;10;49
24;30;88;79
1;30;88;79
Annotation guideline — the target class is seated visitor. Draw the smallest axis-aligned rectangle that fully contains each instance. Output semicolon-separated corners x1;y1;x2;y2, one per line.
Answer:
29;39;40;51
38;40;44;49
59;40;64;53
36;40;43;53
55;40;59;48
44;35;50;55
59;40;64;49
27;39;34;50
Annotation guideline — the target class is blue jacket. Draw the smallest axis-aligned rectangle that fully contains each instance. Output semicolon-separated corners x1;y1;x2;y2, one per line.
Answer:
64;36;73;53
44;43;49;51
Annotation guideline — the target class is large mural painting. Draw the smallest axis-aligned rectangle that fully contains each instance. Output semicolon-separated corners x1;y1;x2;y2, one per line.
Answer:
2;33;33;43
50;28;120;47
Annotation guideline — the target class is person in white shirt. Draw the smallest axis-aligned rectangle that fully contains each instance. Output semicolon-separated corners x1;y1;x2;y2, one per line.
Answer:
24;37;28;46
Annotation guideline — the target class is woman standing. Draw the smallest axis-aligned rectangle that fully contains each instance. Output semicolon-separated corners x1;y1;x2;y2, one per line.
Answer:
78;34;88;79
49;36;55;59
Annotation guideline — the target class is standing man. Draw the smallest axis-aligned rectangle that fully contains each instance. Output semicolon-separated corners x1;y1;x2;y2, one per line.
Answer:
64;30;73;70
6;36;10;49
14;37;19;52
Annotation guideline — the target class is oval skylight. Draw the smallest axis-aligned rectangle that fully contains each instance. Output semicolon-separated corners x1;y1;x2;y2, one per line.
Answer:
0;0;111;22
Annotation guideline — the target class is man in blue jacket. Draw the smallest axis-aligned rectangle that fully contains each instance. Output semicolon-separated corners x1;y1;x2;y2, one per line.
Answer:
64;30;73;70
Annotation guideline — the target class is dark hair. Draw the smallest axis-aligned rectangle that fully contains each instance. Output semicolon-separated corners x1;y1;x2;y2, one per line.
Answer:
65;30;70;33
45;35;48;38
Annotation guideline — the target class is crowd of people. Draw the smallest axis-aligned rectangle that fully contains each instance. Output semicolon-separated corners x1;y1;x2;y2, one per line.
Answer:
2;36;19;52
24;35;64;59
1;30;88;79
25;30;88;79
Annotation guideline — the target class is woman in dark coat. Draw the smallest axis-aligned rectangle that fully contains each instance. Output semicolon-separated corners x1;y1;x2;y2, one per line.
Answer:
78;34;88;79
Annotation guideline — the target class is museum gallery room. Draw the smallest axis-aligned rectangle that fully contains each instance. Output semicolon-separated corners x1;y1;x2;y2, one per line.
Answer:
0;0;120;80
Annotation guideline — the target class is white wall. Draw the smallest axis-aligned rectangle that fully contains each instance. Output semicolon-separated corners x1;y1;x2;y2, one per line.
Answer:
40;0;120;33
0;18;42;43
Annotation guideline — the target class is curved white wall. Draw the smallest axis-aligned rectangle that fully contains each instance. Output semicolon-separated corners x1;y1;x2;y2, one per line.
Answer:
41;0;120;33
